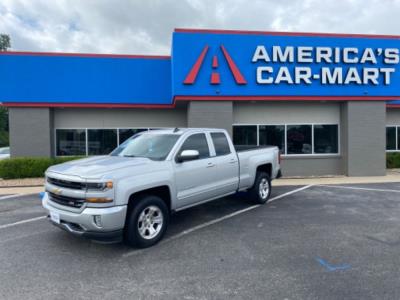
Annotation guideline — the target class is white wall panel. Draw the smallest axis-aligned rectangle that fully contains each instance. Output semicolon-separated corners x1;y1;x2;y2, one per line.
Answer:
54;108;187;128
386;108;400;125
233;102;340;124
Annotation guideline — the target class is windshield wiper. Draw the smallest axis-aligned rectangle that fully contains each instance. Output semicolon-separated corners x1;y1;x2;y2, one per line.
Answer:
122;155;158;160
123;155;150;158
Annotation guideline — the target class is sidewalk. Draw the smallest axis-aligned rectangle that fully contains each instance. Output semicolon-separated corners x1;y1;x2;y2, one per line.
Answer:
273;169;400;186
0;186;44;196
0;170;399;196
0;178;44;196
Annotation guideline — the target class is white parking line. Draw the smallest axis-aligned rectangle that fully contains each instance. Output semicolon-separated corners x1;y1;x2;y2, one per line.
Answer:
317;184;400;193
0;216;47;230
0;194;23;201
268;184;314;202
0;185;313;238
123;184;313;258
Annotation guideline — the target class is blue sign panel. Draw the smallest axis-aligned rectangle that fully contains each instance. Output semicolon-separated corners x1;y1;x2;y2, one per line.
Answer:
172;30;400;99
0;53;172;105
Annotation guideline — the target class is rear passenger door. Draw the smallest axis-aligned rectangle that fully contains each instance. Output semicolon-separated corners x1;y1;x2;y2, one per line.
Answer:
174;133;219;209
210;132;239;196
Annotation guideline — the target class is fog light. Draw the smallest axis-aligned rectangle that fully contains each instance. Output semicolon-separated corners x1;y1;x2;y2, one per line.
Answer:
93;215;102;228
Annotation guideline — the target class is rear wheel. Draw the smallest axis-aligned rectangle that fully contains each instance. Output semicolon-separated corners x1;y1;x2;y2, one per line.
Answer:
125;195;169;248
248;172;271;204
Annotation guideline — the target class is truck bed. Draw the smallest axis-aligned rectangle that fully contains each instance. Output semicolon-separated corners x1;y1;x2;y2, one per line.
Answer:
234;144;280;191
234;145;276;152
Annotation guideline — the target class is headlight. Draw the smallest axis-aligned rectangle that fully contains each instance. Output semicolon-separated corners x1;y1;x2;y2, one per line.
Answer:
86;197;113;203
86;181;113;191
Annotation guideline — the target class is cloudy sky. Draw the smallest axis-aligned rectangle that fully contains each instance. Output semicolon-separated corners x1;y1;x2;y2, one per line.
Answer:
0;0;399;55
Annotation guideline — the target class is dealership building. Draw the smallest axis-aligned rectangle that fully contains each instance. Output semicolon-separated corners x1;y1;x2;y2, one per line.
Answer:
1;28;400;177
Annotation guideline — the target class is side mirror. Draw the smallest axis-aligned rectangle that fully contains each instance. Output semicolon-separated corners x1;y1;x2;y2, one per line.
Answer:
177;150;200;163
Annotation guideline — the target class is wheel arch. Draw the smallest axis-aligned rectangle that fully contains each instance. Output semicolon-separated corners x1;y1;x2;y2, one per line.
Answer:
127;185;172;214
256;163;272;178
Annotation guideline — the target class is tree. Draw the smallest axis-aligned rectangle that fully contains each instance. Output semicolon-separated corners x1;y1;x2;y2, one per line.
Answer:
0;34;11;51
0;107;9;147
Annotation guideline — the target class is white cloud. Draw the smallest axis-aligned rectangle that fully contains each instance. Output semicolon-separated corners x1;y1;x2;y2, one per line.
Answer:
0;0;400;55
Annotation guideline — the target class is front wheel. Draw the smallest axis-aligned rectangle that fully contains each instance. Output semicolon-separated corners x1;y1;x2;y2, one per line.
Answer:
248;172;271;204
124;195;169;248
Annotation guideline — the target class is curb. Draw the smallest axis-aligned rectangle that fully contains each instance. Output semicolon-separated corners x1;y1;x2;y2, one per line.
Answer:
0;185;43;189
0;193;41;200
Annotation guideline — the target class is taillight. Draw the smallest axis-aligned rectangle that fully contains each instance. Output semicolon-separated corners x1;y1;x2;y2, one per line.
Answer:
278;151;282;164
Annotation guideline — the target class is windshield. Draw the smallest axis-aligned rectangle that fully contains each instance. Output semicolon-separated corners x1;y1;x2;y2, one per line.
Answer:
110;134;179;160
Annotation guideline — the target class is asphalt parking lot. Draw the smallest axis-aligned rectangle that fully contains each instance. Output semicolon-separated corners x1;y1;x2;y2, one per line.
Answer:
1;182;400;300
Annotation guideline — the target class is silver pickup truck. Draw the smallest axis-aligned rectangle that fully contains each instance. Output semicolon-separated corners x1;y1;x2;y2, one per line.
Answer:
42;128;282;248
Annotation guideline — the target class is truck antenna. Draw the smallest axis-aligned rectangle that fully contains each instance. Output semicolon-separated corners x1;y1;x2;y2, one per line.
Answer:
173;127;179;133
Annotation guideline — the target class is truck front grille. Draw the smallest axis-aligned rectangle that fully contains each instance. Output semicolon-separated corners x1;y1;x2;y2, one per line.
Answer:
47;177;84;190
48;192;85;208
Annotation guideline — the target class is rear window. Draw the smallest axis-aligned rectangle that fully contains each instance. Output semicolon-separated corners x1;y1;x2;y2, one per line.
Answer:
211;132;231;156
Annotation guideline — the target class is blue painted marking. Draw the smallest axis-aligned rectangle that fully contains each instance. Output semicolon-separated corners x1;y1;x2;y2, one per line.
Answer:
316;257;351;272
39;192;45;199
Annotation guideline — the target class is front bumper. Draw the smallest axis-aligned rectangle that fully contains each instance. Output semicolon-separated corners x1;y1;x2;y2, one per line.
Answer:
48;217;124;243
42;193;127;243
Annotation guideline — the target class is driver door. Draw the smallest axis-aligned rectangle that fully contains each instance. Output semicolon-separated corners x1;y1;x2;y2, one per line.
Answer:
174;133;219;209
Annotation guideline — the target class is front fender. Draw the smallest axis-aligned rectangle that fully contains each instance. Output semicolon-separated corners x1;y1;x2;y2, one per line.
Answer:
114;170;176;207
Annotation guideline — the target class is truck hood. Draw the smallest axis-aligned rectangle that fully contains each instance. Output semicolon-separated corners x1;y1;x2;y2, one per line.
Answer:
47;156;154;179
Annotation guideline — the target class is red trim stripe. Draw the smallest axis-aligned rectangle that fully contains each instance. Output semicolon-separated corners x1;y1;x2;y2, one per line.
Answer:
174;96;399;101
183;45;209;84
1;102;175;109
0;51;171;60
2;96;398;109
175;28;400;39
220;45;247;85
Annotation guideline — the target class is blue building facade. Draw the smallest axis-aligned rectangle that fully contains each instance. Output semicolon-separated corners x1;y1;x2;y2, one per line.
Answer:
1;29;399;176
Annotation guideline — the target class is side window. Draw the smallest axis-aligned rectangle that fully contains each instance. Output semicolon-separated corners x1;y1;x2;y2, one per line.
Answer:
211;132;231;156
179;133;210;159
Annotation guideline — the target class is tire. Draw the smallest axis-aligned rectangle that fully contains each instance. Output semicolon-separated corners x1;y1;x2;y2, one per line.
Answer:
248;172;271;204
124;195;169;248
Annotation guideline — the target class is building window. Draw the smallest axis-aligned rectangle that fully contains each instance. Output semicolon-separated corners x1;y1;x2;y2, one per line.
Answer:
259;125;285;151
233;125;257;146
56;129;86;156
314;125;339;154
398;127;400;150
55;128;160;156
385;126;400;151
88;129;118;155
287;125;312;154
211;132;231;156
386;127;397;151
119;128;148;144
233;123;339;156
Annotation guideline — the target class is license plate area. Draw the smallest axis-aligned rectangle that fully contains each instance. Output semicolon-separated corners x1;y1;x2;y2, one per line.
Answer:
50;211;60;224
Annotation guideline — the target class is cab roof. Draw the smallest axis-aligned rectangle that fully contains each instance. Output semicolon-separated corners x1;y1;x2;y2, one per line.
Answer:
144;128;226;135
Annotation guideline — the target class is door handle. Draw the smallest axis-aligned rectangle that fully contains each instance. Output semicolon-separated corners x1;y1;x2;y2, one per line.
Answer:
206;162;216;168
229;159;237;164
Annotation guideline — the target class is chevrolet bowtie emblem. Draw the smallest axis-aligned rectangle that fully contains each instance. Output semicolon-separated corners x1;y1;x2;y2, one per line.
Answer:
53;188;62;195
